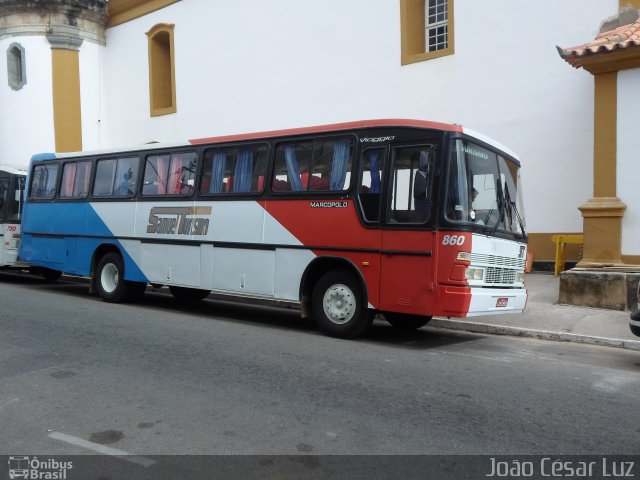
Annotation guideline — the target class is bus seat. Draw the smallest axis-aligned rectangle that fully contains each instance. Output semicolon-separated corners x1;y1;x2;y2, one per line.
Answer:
310;175;330;191
301;172;310;190
272;179;290;192
142;184;157;195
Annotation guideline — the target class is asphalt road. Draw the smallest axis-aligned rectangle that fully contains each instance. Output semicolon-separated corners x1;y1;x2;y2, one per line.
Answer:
1;271;639;461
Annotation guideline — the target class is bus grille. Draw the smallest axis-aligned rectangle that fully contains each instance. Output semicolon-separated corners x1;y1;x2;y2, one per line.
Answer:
470;253;525;269
485;267;516;284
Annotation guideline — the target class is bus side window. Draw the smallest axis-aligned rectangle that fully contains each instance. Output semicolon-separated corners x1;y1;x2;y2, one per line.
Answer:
309;138;352;192
386;145;433;224
201;144;266;195
272;142;312;193
30;163;59;199
272;139;352;193
358;148;385;222
94;157;139;197
61;161;92;199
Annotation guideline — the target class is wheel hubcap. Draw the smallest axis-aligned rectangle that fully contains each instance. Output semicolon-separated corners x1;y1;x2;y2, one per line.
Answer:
323;284;356;325
101;263;119;293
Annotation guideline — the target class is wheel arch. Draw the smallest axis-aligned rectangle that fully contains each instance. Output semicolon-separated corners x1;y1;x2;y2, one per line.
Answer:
89;243;123;294
299;256;369;318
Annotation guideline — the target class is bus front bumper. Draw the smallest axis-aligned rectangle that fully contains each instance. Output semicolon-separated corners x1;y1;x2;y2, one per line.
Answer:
466;286;528;317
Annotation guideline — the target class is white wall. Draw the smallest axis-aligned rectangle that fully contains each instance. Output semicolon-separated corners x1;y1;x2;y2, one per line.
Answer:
618;67;640;256
0;35;55;166
97;0;617;234
79;41;105;151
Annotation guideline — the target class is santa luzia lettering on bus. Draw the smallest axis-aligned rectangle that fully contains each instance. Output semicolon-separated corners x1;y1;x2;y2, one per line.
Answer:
20;119;527;339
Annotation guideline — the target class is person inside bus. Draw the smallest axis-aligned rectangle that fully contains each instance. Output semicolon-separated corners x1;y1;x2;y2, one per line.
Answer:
116;168;135;195
470;187;486;225
413;150;430;211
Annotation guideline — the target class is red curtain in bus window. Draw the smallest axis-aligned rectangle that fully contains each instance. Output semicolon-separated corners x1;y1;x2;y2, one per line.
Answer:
63;163;77;197
155;156;168;194
72;162;91;197
168;155;183;194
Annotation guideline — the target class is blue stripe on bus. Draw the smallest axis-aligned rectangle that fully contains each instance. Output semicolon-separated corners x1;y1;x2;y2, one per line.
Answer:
20;202;148;283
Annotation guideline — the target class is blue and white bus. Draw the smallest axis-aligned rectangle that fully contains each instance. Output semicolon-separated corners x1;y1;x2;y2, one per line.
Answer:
19;120;527;338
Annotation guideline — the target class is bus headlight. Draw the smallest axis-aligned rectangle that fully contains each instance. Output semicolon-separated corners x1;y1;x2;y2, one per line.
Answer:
516;272;525;283
465;267;485;281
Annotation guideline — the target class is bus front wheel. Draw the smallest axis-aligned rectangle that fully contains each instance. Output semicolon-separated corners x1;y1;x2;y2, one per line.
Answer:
95;252;145;303
312;270;373;339
384;313;432;330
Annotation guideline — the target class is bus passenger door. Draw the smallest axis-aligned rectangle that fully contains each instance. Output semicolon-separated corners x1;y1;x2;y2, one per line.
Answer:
379;145;436;315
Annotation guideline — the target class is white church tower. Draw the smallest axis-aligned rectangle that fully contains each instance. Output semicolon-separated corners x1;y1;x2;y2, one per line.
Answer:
0;0;108;165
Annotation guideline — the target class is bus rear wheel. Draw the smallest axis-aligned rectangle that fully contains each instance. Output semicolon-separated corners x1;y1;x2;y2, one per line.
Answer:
169;286;211;302
384;313;432;330
95;252;146;303
312;270;373;339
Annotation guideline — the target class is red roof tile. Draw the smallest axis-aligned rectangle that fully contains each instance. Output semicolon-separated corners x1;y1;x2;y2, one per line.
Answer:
558;18;640;68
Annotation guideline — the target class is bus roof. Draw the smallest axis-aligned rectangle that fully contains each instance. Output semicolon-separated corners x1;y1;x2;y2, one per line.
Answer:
461;127;520;162
189;119;463;145
0;164;27;175
28;119;518;161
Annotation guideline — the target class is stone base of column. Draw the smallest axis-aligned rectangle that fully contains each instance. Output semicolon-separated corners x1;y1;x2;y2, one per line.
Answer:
559;268;640;311
577;197;626;268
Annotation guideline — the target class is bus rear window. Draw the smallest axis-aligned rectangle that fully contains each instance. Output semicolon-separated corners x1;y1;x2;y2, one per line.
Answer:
30;163;59;199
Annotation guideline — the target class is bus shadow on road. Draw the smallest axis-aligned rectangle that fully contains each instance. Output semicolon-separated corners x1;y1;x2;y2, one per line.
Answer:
0;271;89;292
363;320;482;349
138;289;319;334
133;290;482;349
0;271;485;349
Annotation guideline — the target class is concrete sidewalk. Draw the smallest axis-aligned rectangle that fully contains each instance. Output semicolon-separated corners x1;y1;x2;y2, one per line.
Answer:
431;272;640;350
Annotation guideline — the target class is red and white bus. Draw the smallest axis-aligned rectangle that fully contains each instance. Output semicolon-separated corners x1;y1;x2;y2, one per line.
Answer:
0;165;27;268
20;119;527;338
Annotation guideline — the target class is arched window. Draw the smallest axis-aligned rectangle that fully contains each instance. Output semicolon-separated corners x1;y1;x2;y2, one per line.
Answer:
7;43;26;90
146;23;176;116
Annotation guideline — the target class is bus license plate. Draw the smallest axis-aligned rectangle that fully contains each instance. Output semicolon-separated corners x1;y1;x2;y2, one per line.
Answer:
496;297;509;308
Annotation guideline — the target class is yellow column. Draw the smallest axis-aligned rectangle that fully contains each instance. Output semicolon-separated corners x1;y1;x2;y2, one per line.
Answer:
620;0;640;9
48;33;83;153
577;71;627;267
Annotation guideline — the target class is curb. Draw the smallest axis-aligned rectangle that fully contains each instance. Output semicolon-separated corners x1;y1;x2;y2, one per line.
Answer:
430;318;640;351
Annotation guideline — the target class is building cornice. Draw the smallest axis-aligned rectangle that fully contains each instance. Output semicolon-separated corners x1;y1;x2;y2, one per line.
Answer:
108;0;181;28
0;0;109;45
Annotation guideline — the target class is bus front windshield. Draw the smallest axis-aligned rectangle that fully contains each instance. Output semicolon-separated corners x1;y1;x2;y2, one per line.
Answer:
446;140;525;237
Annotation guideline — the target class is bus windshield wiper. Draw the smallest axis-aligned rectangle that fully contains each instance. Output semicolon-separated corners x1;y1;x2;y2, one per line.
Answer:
489;179;505;234
510;200;526;238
